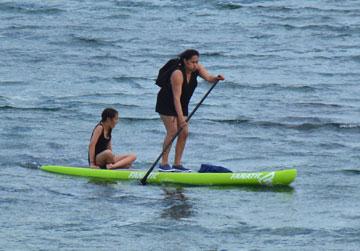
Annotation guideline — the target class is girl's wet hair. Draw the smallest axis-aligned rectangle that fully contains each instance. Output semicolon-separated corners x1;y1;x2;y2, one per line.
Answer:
101;108;118;122
179;49;200;61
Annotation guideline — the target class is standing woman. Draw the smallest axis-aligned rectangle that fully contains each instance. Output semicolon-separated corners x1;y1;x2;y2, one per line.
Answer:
155;49;225;172
88;108;136;169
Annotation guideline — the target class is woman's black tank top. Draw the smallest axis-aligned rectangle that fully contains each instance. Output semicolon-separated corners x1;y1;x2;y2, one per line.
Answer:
155;68;199;116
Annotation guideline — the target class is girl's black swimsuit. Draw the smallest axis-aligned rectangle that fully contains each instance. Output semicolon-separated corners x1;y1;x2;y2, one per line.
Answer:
156;67;199;116
88;123;111;167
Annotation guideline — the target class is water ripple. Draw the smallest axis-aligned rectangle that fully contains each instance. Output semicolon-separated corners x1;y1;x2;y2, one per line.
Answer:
0;105;61;112
0;2;64;15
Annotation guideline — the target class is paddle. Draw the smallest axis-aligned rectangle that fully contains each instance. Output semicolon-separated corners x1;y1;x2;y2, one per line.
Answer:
140;80;220;185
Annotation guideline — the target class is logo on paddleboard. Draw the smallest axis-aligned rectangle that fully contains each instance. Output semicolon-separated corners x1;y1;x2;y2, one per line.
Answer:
230;172;275;185
258;172;275;185
128;172;158;180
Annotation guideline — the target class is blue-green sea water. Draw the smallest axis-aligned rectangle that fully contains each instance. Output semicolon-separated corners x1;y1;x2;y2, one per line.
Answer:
1;0;360;250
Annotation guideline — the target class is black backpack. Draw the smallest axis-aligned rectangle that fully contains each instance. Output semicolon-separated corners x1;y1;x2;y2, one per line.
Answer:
199;164;233;173
155;58;182;87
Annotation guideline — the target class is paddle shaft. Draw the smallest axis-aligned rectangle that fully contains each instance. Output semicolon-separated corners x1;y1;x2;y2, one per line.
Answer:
140;80;220;185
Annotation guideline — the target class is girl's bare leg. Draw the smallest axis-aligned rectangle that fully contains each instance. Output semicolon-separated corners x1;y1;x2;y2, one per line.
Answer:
107;153;137;169
95;150;114;168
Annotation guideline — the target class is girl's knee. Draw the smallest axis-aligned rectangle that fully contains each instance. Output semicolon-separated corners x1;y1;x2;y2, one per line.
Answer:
104;150;115;162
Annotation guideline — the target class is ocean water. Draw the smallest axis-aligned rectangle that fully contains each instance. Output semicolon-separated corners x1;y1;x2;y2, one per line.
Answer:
1;0;360;250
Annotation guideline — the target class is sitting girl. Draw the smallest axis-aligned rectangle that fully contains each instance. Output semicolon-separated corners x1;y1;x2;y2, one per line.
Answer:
88;108;136;169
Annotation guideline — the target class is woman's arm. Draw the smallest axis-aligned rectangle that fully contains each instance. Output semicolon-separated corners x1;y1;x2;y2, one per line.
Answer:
88;126;102;167
197;64;225;83
171;70;187;127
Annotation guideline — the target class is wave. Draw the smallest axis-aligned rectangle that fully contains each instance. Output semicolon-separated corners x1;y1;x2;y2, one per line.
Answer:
217;2;243;10
207;118;250;124
315;55;360;64
50;95;145;109
121;117;159;122
240;53;281;60
249;34;276;40
6;24;45;31
216;2;359;16
294;102;344;109
0;105;61;112
57;91;141;100
112;76;155;89
266;23;357;34
43;187;75;197
333;227;360;240
317;142;348;150
70;34;114;47
91;54;122;61
0;80;27;86
206;118;360;131
113;0;159;9
261;226;315;236
0;2;64;15
254;4;358;15
112;76;151;83
201;81;318;93
281;85;316;92
260;121;360;131
0;95;9;103
230;82;318;92
349;55;360;63
85;102;141;109
201;51;226;57
103;13;132;20
341;169;360;175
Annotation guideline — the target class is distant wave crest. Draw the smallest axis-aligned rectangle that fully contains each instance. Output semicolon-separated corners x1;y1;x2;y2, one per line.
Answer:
208;118;360;131
218;3;243;10
0;2;64;15
258;121;360;131
70;35;113;47
341;169;360;175
0;105;61;112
